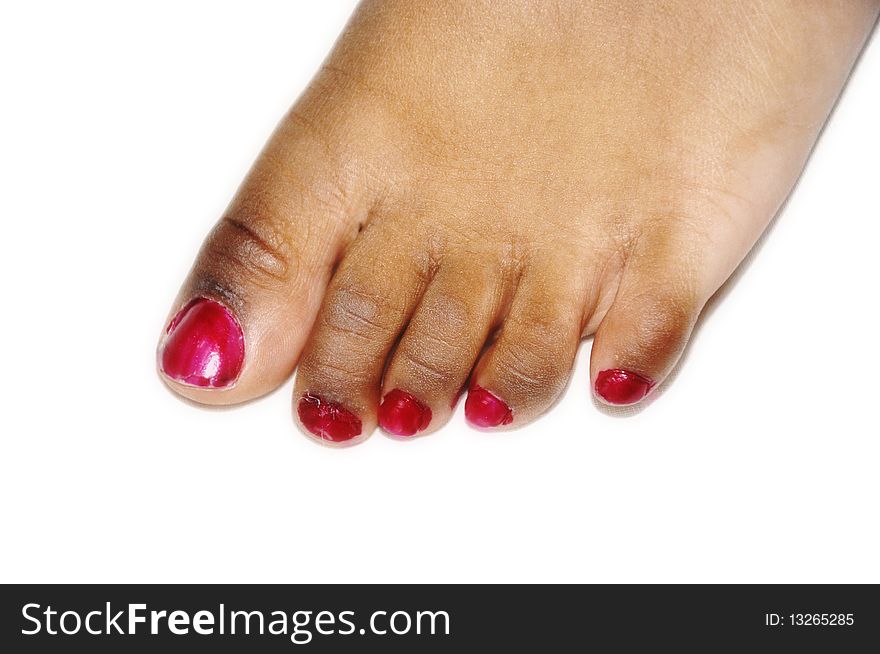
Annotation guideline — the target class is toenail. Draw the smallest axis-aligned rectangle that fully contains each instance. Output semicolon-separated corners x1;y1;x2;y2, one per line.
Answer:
297;393;362;442
595;369;655;405
465;385;513;429
159;298;244;388
378;389;432;437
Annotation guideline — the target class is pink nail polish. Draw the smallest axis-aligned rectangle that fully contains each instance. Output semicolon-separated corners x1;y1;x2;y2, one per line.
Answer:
465;385;513;428
159;298;244;388
297;393;362;442
379;389;432;437
595;369;654;405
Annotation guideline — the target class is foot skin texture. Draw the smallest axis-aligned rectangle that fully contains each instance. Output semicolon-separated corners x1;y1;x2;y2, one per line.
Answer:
157;0;878;446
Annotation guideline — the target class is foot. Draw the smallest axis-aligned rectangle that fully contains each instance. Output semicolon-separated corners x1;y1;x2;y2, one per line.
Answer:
157;0;878;445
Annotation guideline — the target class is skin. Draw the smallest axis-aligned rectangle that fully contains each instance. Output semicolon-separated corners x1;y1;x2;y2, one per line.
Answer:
159;0;879;445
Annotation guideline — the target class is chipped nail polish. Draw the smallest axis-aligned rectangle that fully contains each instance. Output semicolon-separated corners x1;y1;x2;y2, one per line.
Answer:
595;368;655;405
465;384;513;428
297;393;362;442
379;389;432;437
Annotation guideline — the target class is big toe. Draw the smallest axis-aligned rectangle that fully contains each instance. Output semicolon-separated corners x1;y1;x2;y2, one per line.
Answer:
158;99;372;406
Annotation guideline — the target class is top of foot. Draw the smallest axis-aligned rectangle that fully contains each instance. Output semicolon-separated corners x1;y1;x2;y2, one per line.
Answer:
157;0;879;445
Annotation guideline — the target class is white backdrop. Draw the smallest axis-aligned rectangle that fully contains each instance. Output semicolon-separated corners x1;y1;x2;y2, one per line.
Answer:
1;1;877;583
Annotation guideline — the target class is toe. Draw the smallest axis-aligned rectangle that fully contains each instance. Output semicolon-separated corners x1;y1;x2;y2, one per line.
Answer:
157;104;369;406
465;270;585;429
379;260;502;437
293;222;432;445
590;239;706;407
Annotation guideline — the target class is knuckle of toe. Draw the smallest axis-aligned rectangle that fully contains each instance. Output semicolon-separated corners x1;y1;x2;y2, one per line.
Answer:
300;352;374;393
496;342;569;397
427;293;471;334
392;294;475;391
206;214;298;285
322;286;401;340
397;346;460;390
490;310;577;396
517;310;573;348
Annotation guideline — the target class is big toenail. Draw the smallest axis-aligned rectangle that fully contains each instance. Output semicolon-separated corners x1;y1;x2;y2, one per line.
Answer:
378;389;432;437
595;369;655;405
159;298;244;388
297;393;362;442
465;385;513;428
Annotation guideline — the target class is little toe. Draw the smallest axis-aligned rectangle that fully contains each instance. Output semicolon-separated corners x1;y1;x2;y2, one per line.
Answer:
590;237;708;407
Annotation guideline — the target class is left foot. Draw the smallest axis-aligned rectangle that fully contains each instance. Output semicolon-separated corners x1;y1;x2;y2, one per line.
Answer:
157;0;878;445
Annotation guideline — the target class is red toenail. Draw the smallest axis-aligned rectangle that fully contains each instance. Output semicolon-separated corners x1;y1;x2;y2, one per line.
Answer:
465;385;513;428
595;369;655;405
159;298;244;388
378;389;432;437
297;393;362;442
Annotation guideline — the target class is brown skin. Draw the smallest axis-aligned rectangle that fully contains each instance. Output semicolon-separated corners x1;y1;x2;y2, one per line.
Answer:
161;0;879;444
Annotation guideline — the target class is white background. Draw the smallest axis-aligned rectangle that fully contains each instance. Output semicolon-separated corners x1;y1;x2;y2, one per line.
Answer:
1;1;877;583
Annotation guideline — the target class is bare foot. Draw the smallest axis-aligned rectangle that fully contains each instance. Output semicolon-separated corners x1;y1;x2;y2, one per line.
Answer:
157;0;878;445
